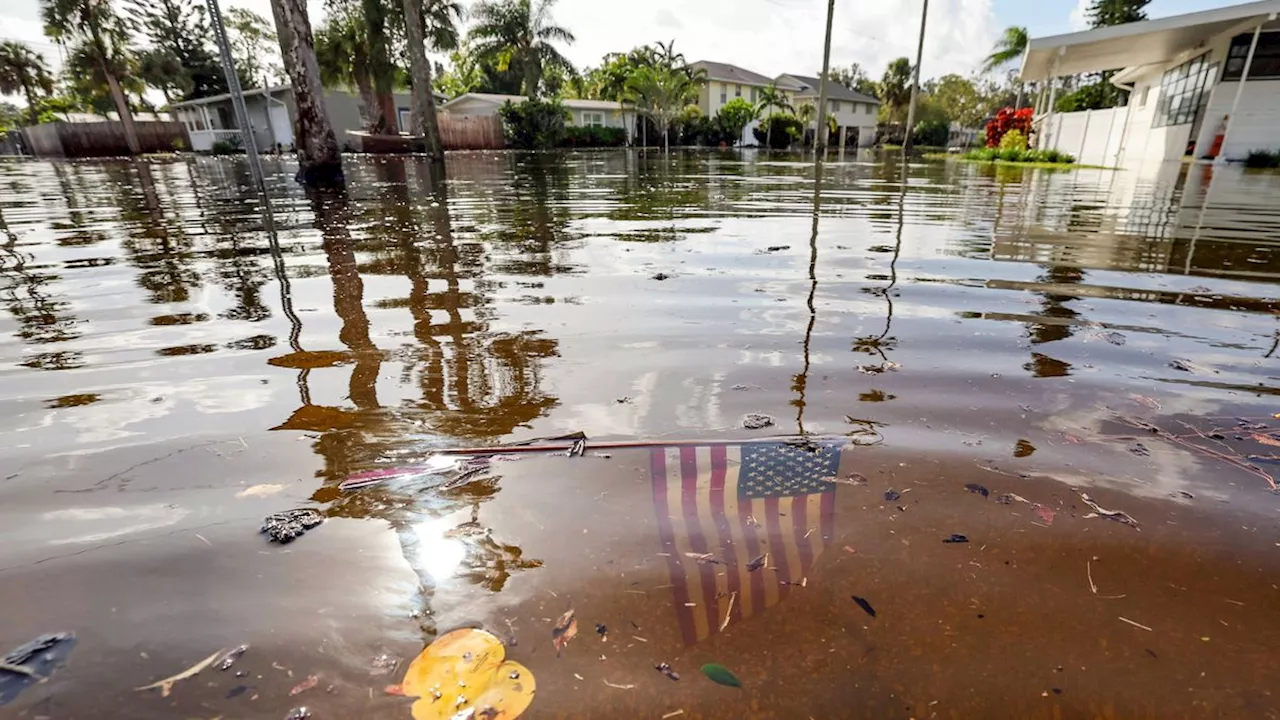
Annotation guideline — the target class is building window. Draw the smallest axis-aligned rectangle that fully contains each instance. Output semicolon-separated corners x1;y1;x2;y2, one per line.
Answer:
398;107;412;129
734;84;742;97
1224;31;1280;80
865;103;874;114
750;87;758;103
1139;86;1150;107
830;100;840;112
719;84;727;105
1153;53;1215;128
582;111;605;127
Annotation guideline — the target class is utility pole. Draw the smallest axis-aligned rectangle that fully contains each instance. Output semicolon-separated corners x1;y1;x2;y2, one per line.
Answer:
813;0;836;154
206;0;266;194
902;0;929;152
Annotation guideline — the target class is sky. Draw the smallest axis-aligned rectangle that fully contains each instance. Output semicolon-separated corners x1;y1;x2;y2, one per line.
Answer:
0;0;1247;105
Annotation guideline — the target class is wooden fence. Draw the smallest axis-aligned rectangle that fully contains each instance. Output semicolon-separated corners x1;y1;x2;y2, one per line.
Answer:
347;114;506;154
439;114;504;150
21;121;191;158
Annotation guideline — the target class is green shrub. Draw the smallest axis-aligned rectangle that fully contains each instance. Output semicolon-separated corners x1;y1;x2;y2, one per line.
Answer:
715;98;757;146
499;99;568;149
210;137;243;155
962;145;1075;165
751;114;803;149
1245;150;1280;169
912;119;950;148
560;125;627;148
999;129;1027;151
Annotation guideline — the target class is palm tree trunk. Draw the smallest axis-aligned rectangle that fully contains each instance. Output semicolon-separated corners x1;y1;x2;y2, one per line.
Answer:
361;0;397;134
402;0;443;161
21;80;39;126
355;70;377;132
766;118;772;149
104;70;142;155
269;0;343;185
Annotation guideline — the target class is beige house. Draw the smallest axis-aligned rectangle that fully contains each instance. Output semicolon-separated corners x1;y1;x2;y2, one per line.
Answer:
690;61;803;145
775;73;880;148
441;93;635;138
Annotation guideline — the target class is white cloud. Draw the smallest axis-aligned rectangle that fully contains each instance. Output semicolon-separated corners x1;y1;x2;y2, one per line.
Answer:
1068;0;1091;32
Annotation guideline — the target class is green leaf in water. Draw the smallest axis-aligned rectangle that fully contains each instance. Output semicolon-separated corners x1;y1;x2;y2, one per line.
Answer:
701;663;742;688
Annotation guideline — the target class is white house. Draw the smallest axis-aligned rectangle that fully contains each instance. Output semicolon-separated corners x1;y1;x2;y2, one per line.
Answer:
1021;0;1280;170
169;85;444;152
440;93;635;140
690;61;803;145
775;73;880;148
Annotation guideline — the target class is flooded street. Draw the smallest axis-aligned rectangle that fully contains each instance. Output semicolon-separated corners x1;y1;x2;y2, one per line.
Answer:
4;150;1280;718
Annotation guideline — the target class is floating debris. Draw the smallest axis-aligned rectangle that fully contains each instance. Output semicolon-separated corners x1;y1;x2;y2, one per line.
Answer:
290;675;318;696
965;483;990;498
884;489;901;502
745;553;768;572
284;708;312;720
1129;394;1161;410
764;245;790;252
651;272;672;281
1127;442;1151;457
654;662;680;681
852;596;877;618
1033;505;1056;525
742;413;775;430
825;472;868;486
1076;491;1140;529
135;648;225;697
1119;616;1153;632
552;609;578;655
0;633;76;705
217;644;249;671
701;663;742;688
389;629;534;719
943;534;969;544
260;509;324;543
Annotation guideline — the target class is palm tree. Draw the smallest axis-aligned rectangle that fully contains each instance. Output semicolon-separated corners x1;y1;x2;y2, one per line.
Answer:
403;0;462;159
470;0;575;98
878;57;913;124
315;5;377;130
40;0;141;153
0;41;55;125
755;82;793;149
982;26;1027;73
625;63;699;151
983;26;1029;107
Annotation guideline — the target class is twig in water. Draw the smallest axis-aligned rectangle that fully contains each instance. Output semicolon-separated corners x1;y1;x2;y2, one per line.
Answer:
1087;559;1097;594
1118;616;1152;632
719;591;737;632
1075;490;1140;529
662;711;685;719
603;679;636;689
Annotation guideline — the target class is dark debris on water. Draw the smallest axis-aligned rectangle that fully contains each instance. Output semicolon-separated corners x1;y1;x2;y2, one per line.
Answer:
943;534;970;544
0;632;76;705
851;596;877;618
260;509;324;543
965;483;990;498
655;662;680;681
884;489;901;502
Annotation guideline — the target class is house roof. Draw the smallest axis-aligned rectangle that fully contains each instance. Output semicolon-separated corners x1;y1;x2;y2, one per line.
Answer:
168;85;292;108
777;74;881;104
169;84;446;109
690;61;799;89
440;93;628;111
1021;0;1280;81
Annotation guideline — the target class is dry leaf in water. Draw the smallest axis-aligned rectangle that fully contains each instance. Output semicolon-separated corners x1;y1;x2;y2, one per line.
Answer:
552;610;578;655
1251;433;1280;448
388;628;534;720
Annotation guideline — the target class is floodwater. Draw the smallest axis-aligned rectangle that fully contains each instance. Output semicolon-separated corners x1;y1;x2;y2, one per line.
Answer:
3;150;1280;719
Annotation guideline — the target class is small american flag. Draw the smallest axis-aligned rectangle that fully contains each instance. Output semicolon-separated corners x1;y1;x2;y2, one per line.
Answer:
651;441;839;646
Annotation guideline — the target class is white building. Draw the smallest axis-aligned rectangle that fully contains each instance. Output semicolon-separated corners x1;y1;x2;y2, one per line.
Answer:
440;93;635;140
775;73;880;148
1022;0;1280;171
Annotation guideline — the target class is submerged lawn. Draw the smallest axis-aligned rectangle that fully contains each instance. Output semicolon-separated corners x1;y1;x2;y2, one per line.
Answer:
922;152;1115;170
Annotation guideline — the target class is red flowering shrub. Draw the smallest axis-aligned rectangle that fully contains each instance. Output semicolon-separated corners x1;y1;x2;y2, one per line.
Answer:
985;107;1034;148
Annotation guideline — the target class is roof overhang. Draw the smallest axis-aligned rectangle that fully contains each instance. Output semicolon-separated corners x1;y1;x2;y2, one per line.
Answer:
1020;0;1280;82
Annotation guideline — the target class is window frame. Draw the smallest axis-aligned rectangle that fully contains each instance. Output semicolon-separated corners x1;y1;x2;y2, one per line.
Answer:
1224;30;1280;80
1152;53;1215;128
581;111;605;127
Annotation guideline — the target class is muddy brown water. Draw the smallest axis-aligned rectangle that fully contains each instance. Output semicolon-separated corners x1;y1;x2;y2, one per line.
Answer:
3;151;1280;719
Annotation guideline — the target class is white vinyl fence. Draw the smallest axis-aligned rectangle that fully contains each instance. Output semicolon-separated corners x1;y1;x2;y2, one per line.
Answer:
1037;108;1128;167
